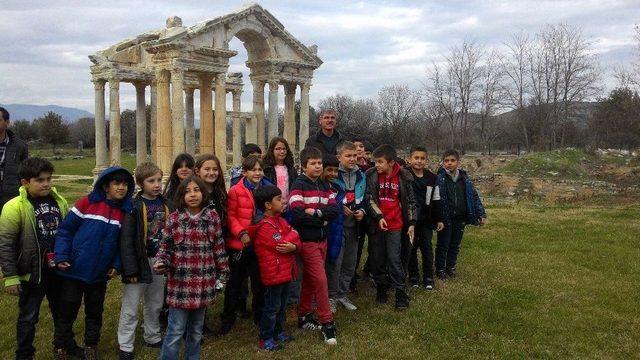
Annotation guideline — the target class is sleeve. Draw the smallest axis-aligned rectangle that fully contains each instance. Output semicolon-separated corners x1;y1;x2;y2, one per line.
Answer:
0;200;22;286
119;211;139;277
284;224;302;252
432;185;444;223
110;249;122;272
317;188;340;221
54;198;87;264
155;214;175;268
226;187;247;239
289;183;324;227
406;178;418;226
210;212;230;283
365;176;383;223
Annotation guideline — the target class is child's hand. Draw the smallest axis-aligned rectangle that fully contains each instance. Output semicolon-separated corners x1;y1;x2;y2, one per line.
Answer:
276;242;297;253
5;284;21;296
127;276;138;283
343;206;353;217
479;218;487;226
379;218;388;231
305;208;316;216
407;225;415;245
354;210;365;221
436;222;445;231
107;268;119;278
57;261;71;271
153;261;169;274
240;233;251;245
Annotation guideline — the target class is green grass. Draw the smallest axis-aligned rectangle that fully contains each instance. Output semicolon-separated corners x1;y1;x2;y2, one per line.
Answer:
502;149;594;179
1;202;639;359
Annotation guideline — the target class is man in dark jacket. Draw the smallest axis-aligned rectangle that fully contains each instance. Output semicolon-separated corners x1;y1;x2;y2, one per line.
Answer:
304;109;342;156
0;107;29;214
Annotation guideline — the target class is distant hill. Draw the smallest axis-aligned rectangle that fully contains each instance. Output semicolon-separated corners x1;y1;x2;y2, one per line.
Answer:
0;104;93;122
495;101;599;125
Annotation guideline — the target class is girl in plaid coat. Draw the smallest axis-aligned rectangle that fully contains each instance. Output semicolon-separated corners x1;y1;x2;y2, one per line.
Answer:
154;175;229;360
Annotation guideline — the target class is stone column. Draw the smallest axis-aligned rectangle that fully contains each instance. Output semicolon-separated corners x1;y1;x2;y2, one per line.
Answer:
156;70;172;176
199;74;214;154
185;88;195;154
150;80;158;163
92;79;108;176
299;83;311;151
251;79;265;149
171;69;185;157
283;83;297;150
232;90;242;166
214;73;227;171
268;80;279;141
135;82;147;165
109;78;121;166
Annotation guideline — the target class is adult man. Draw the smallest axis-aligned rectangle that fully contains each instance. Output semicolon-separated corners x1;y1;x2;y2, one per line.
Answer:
0;107;29;214
304;109;342;156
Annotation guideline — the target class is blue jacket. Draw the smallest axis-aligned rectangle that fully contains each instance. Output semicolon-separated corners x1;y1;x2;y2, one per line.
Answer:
327;182;345;262
54;167;135;284
436;168;486;226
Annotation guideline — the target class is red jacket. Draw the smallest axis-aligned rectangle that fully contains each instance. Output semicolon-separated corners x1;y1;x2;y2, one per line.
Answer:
226;179;256;251
251;215;301;286
377;163;403;231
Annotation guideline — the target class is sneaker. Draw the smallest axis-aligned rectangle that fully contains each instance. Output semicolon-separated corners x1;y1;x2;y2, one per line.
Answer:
376;287;388;304
276;332;295;343
395;289;410;311
84;346;99;360
321;322;338;345
446;267;457;278
409;278;419;288
259;338;283;351
424;278;435;290
118;350;134;360
298;313;322;331
337;296;358;311
436;269;447;280
54;349;69;360
329;298;337;313
143;340;163;348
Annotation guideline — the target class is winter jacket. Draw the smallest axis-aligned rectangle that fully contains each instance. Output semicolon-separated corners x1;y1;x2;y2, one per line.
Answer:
289;174;340;242
251;214;302;286
226;177;272;251
119;193;171;284
304;130;343;156
365;166;417;232
436;168;486;226
263;164;297;191
156;207;229;309
0;129;29;212
407;168;443;227
54;167;135;284
334;164;367;227
326;182;345;262
0;186;68;287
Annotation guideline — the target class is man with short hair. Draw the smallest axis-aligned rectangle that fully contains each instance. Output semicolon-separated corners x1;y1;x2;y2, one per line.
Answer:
304;109;342;156
0;107;29;214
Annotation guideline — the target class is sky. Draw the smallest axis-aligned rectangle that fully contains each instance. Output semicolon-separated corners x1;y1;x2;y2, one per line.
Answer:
0;0;638;115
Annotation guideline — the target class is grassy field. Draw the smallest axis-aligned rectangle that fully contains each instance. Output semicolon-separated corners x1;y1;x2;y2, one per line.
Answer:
1;149;639;358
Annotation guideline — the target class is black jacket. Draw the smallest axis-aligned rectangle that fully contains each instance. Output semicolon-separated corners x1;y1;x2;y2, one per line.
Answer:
364;167;417;232
263;164;297;190
407;168;443;227
304;130;343;155
0;130;29;212
119;194;171;284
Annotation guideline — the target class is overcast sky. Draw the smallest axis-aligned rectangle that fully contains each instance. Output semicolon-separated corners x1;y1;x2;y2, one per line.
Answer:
1;0;638;115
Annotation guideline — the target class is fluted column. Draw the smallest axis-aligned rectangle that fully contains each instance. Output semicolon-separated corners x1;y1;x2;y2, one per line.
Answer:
92;79;107;176
299;83;311;151
284;83;297;150
199;74;214;154
109;78;121;166
171;69;185;157
268;80;279;141
232;90;242;166
156;70;172;176
214;73;227;171
252;79;265;149
150;80;157;163
135;82;147;165
185;88;195;154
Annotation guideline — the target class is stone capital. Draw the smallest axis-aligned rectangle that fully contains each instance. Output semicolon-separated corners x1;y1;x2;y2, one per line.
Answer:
268;80;279;91
215;73;226;83
133;82;147;92
284;83;296;94
92;79;106;90
155;70;170;83
108;78;120;90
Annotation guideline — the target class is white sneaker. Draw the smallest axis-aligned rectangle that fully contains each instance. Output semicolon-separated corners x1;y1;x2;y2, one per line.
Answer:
337;296;358;311
329;298;337;313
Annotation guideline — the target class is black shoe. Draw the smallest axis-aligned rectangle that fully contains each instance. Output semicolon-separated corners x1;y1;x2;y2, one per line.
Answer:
54;349;69;360
409;278;419;288
67;345;85;360
321;322;338;345
84;346;99;360
446;267;457;278
436;270;447;280
143;340;163;348
395;289;410;311
424;278;435;290
376;287;388;304
118;350;134;360
298;313;322;331
216;321;234;336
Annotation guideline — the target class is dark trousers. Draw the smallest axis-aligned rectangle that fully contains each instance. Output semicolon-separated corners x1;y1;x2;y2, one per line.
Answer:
54;279;107;349
221;247;264;326
370;230;405;291
408;223;435;284
259;282;290;340
435;220;466;271
354;220;367;274
16;268;75;359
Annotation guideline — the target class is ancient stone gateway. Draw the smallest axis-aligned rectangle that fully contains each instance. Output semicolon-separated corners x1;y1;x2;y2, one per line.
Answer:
89;4;322;176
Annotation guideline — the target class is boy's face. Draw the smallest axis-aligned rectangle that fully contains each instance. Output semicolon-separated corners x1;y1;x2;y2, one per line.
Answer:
21;172;53;198
104;180;128;201
196;160;219;184
243;163;264;184
142;171;163;198
443;155;460;171
364;150;372;161
374;157;394;174
266;194;284;214
184;181;203;210
323;166;339;182
176;163;192;181
338;149;357;169
353;141;365;158
410;151;428;171
303;158;323;180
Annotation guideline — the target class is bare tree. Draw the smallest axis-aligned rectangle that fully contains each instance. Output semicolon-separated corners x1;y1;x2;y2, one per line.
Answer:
376;84;420;148
502;32;533;150
477;50;505;154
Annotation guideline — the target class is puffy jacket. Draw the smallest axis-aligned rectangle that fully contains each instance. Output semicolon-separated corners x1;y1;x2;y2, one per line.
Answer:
436;168;486;226
365;166;417;232
119;193;171;284
226;177;273;251
0;186;68;287
0;129;29;212
289;174;340;241
251;214;302;286
54;167;135;284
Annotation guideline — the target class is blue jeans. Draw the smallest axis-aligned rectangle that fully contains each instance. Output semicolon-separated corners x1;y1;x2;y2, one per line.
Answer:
159;307;205;360
436;220;466;271
259;283;290;340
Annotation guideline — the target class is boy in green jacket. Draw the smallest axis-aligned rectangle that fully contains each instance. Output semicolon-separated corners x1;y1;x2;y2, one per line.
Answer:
0;157;81;359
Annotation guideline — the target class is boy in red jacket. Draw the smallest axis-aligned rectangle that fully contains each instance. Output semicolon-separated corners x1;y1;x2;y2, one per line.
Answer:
251;185;301;351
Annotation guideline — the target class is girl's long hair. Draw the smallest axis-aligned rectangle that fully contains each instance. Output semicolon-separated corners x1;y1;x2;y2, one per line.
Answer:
163;153;195;198
263;137;295;169
174;175;208;211
194;153;227;203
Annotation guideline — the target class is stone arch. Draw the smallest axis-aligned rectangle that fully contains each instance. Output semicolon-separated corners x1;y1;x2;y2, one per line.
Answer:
225;20;276;62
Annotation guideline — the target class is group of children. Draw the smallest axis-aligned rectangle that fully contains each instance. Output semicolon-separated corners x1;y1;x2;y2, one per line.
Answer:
0;125;487;359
